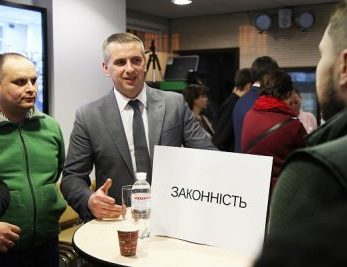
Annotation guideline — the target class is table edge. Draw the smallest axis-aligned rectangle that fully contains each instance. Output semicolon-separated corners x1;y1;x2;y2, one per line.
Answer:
72;224;129;267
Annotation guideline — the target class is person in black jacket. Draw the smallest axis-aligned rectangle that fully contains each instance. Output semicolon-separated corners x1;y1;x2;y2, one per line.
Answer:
213;68;253;151
0;179;20;253
268;0;347;235
254;3;347;266
0;179;9;217
254;204;347;267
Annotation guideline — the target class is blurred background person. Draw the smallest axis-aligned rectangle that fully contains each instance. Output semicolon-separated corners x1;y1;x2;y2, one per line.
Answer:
241;70;306;192
183;84;215;138
0;179;9;217
233;56;279;152
0;178;13;254
213;68;252;151
286;87;317;133
186;71;217;125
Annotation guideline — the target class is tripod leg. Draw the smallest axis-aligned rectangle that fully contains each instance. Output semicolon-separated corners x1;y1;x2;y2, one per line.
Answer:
146;56;152;73
146;55;158;82
146;55;153;80
154;55;163;80
151;55;156;82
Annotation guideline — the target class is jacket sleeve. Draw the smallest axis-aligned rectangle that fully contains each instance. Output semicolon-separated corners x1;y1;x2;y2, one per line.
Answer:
0;179;10;217
212;102;235;151
57;125;65;180
294;120;307;149
60;108;94;221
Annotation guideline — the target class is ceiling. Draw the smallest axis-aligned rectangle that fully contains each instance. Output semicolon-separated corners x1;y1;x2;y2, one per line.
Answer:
126;0;338;19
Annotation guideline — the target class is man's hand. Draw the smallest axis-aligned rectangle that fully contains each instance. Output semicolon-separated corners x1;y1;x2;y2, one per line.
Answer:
87;178;123;219
0;222;21;253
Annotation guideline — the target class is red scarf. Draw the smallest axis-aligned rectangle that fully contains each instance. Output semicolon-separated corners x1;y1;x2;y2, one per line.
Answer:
253;95;295;116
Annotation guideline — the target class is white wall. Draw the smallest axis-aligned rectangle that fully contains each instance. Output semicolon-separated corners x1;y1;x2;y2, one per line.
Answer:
51;0;126;145
5;0;126;146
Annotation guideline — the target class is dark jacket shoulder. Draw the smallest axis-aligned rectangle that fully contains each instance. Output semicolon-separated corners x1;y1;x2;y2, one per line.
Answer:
305;108;347;147
288;135;347;191
285;109;347;190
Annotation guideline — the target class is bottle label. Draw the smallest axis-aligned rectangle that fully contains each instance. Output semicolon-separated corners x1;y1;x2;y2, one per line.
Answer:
131;193;151;211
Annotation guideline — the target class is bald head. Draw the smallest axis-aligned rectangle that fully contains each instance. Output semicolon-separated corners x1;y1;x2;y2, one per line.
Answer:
327;0;347;56
0;53;31;82
315;1;347;120
0;53;37;122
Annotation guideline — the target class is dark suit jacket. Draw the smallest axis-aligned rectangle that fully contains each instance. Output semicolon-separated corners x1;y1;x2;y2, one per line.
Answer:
61;86;215;220
212;93;239;152
233;86;260;152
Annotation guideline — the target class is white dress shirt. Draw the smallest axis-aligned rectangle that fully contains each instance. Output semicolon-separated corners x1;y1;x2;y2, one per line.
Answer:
114;85;149;174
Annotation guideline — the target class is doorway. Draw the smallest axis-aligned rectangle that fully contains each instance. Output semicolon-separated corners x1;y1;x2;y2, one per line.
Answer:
177;48;240;121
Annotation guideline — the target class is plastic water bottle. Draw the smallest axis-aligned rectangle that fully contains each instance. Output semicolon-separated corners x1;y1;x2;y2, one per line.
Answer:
131;172;151;239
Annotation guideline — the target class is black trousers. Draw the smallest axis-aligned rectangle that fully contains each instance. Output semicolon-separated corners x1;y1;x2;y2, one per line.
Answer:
0;236;59;267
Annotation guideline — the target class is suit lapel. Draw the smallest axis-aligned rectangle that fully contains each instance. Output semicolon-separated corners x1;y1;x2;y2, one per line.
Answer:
100;90;134;176
147;86;165;159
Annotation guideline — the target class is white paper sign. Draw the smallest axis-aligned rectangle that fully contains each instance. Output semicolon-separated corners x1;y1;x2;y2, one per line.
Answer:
150;146;273;258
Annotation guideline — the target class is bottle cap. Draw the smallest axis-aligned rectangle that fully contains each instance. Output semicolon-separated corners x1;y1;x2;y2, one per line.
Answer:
136;172;147;180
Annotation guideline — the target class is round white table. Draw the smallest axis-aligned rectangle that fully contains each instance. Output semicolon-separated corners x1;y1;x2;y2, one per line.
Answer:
73;219;255;267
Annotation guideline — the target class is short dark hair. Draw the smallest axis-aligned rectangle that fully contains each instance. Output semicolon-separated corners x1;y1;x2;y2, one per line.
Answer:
328;0;347;55
251;56;279;82
102;32;145;62
186;71;203;86
234;68;253;89
261;70;293;100
182;84;209;110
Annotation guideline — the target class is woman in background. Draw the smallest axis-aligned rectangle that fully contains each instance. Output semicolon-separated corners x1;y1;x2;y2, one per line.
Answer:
183;84;215;138
286;87;318;133
242;70;306;192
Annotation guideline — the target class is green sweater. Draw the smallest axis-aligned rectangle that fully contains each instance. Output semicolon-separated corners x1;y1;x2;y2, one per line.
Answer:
269;109;347;234
0;108;66;251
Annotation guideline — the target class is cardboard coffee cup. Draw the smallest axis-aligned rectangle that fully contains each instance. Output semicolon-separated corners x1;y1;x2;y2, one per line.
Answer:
117;225;139;256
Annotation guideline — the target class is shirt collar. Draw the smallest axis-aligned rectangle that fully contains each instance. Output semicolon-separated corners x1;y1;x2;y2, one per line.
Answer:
114;85;147;111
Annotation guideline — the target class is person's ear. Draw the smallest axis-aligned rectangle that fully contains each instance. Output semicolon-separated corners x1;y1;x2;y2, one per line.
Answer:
102;62;111;77
339;49;347;93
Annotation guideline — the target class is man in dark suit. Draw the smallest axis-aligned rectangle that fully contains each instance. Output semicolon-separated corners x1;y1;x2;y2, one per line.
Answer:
61;33;215;221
